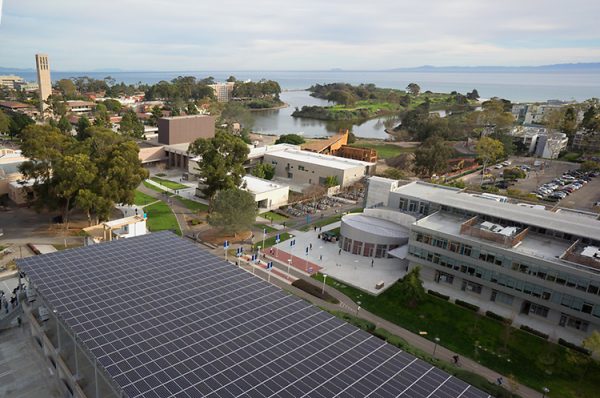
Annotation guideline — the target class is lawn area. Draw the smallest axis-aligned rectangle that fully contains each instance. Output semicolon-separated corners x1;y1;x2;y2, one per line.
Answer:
300;208;363;231
142;180;172;195
149;176;188;190
254;224;278;233
134;190;157;206
144;201;181;235
349;141;415;159
329;100;399;113
559;152;582;162
175;195;208;213
261;232;291;248
262;211;288;223
314;274;600;398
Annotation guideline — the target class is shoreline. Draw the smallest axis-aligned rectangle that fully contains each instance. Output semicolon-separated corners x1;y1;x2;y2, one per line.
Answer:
248;102;289;112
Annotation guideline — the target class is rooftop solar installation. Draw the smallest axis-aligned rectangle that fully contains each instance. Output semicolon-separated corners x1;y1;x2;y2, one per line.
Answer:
17;231;491;398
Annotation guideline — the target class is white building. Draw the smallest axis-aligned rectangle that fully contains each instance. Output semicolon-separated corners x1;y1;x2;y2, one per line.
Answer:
0;75;25;89
263;148;375;192
209;82;235;102
241;175;289;212
82;215;148;245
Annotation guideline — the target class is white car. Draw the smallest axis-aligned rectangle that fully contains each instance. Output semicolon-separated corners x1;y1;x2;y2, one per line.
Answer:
494;164;503;169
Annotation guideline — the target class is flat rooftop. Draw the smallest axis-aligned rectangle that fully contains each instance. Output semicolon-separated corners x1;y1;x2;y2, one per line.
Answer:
17;232;489;398
416;212;573;264
266;148;375;170
394;181;600;240
247;143;299;159
342;214;410;238
242;175;287;194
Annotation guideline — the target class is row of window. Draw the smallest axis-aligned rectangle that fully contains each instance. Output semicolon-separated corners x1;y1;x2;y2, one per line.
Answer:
414;232;600;297
341;237;398;258
409;245;600;318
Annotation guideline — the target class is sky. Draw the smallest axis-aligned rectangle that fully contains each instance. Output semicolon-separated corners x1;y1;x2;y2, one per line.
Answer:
0;0;599;71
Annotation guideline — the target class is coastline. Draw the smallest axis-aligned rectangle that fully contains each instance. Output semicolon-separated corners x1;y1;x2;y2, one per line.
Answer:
248;102;289;112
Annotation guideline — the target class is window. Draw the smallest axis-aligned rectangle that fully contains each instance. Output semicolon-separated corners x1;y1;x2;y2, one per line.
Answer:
343;238;352;252
560;314;589;332
490;290;514;305
461;245;472;257
436;272;454;284
375;244;387;258
449;241;460;253
529;304;549;318
461;280;482;294
408;201;417;212
298;165;305;171
352;240;363;255
399;198;407;210
582;303;593;314
363;243;374;257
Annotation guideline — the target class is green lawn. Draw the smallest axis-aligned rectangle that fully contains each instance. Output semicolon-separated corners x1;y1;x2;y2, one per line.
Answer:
254;224;278;233
150;176;188;190
262;211;288;223
300;209;363;231
144;201;181;235
142;180;172;195
559;152;582;162
175;195;208;213
314;274;599;398
349;141;415;159
329;100;399;113
261;232;291;248
134;190;157;206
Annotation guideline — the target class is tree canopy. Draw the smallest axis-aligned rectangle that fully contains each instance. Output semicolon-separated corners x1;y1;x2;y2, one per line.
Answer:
414;136;453;176
188;131;250;199
208;188;257;235
397;266;426;308
406;83;421;96
275;133;305;145
119;109;145;139
0;110;10;135
18;125;148;226
475;136;505;167
252;163;275;180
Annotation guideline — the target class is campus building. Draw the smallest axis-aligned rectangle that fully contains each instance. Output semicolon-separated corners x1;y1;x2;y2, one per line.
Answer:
208;82;235;102
35;53;52;115
0;74;24;89
263;147;375;192
157;114;215;145
16;232;489;398
366;178;600;344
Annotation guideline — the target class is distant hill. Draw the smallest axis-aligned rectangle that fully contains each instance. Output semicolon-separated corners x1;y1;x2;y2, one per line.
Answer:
0;66;34;73
387;63;600;72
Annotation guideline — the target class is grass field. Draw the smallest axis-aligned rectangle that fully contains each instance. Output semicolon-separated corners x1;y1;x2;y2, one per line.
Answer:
134;190;156;206
329;100;400;113
313;274;599;398
142;180;173;195
144;201;181;235
261;232;291;248
175;196;208;213
349;141;415;159
150;177;188;190
254;224;278;233
262;211;288;223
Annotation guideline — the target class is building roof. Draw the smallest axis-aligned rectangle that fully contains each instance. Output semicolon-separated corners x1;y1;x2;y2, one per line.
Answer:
247;143;300;159
394;181;600;240
301;132;347;153
159;114;212;121
342;214;410;238
65;100;95;107
266;148;375;170
163;143;190;154
0;100;33;109
17;232;489;398
242;175;288;194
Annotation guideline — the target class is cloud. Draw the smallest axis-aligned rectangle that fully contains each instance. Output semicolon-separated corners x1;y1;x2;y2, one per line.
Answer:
0;0;598;70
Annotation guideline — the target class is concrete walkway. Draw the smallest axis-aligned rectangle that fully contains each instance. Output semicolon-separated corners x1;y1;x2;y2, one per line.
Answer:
263;257;541;398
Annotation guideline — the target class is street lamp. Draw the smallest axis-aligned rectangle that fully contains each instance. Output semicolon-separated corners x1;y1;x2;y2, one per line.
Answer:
542;387;550;398
287;258;292;279
433;337;440;358
322;274;327;294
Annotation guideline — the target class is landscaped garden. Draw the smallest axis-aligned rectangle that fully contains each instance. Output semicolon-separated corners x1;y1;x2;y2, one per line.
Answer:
313;274;600;398
144;201;181;235
149;176;188;190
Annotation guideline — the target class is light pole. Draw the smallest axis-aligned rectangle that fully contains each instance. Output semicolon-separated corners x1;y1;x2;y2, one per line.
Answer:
322;274;327;294
542;387;549;398
287;258;292;279
433;337;440;358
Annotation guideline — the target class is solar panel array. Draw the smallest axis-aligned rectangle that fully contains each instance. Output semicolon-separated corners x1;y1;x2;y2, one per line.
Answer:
17;231;490;398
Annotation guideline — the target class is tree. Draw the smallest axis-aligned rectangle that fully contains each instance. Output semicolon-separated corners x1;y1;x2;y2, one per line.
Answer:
475;136;505;175
581;160;600;172
208;188;257;235
220;102;254;128
382;168;405;180
149;105;163;126
226;75;237;82
93;103;111;128
55;79;78;99
323;176;339;187
76;115;92;140
466;89;480;100
406;83;421;96
102;98;122;113
503;167;526;181
561;107;578;138
186;102;199;115
119;109;144;139
397;266;426;308
0;110;10;135
8;113;34;138
275;133;305;145
414;136;453;176
252;163;275;180
490;132;516;157
581;104;600;132
188;131;250;199
57;115;72;134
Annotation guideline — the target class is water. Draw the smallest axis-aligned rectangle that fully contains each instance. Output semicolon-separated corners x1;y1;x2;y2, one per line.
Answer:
7;69;600;138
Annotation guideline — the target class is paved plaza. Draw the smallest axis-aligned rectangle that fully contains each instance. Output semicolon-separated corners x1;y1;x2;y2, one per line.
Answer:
273;222;408;295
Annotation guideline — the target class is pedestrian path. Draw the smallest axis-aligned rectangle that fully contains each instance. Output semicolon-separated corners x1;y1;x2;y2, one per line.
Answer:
264;246;322;276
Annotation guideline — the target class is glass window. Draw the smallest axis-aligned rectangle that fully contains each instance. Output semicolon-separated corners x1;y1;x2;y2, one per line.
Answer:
529;304;549;318
491;290;514;305
461;280;482;294
363;243;374;257
352;240;363;255
343;237;352;252
436;272;454;284
375;244;387;258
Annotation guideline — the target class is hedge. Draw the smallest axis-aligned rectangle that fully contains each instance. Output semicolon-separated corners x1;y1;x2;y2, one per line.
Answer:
519;325;549;340
291;279;339;304
485;311;510;323
427;290;450;301
455;299;480;312
558;338;591;356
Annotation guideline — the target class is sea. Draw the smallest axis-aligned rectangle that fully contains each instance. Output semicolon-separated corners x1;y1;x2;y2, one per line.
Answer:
7;69;600;139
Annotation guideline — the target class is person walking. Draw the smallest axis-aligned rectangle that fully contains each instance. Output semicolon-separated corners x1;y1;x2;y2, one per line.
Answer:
338;248;342;255
371;259;374;267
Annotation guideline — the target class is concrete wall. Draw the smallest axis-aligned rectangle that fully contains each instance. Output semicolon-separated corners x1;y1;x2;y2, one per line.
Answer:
253;185;289;212
157;115;215;145
365;177;397;208
138;146;166;164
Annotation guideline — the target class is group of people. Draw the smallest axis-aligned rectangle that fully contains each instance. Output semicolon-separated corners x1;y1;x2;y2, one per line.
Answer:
1;286;21;314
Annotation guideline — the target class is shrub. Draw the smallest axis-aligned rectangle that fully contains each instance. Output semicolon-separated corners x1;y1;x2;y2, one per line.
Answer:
427;290;450;301
558;338;591;355
519;325;549;340
485;311;510;323
291;279;339;304
455;299;480;312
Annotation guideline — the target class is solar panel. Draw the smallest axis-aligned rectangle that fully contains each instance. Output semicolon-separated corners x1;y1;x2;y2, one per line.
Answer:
17;231;491;398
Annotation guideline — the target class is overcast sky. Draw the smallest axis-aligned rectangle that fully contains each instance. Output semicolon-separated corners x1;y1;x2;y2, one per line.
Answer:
1;0;599;71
